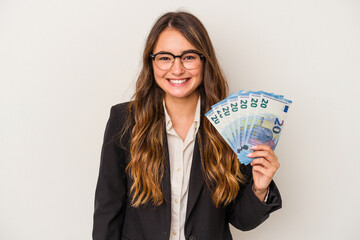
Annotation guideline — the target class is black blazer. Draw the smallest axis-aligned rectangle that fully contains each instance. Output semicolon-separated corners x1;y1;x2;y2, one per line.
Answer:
93;102;282;240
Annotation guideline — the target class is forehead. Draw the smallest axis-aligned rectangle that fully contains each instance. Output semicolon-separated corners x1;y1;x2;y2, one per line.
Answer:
153;28;197;54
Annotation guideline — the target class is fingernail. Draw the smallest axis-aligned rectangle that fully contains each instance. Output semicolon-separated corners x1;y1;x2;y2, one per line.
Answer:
251;146;257;150
247;153;252;157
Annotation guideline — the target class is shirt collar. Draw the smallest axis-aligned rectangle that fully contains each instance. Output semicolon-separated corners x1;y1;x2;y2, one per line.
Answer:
163;96;201;132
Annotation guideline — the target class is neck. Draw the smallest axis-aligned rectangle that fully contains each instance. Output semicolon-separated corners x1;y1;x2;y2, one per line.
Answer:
164;93;199;121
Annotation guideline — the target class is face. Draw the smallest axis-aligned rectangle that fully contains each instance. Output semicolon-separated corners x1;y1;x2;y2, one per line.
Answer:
152;28;203;102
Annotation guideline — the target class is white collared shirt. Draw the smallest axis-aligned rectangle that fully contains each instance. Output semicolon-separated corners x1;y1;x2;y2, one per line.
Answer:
163;97;201;240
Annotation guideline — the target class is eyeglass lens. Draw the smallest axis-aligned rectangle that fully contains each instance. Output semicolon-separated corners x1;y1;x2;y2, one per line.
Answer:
154;53;201;70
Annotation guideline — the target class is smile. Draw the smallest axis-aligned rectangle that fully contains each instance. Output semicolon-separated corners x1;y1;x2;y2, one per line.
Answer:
167;78;190;85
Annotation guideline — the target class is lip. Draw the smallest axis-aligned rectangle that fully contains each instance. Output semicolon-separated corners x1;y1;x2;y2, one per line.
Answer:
167;78;191;86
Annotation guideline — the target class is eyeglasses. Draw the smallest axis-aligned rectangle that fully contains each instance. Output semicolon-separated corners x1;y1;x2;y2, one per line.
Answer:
150;50;205;70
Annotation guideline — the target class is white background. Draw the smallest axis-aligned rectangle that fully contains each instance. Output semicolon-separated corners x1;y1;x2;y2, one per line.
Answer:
1;0;359;239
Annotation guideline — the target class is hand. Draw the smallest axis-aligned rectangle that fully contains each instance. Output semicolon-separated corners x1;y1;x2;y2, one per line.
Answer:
247;145;280;201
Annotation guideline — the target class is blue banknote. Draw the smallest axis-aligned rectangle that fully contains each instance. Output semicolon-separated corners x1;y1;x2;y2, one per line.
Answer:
205;90;292;165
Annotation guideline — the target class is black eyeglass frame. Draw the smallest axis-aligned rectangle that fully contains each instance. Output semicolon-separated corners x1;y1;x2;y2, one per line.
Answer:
150;50;205;69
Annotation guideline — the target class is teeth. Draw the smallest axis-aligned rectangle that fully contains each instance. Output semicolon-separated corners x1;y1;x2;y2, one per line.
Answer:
169;79;187;84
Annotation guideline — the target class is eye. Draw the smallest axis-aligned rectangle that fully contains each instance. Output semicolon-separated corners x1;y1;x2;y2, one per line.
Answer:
182;54;197;61
156;54;173;62
159;56;170;61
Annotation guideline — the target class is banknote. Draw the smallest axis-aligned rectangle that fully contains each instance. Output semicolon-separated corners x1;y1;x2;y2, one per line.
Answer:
211;100;237;148
205;109;237;153
205;90;292;165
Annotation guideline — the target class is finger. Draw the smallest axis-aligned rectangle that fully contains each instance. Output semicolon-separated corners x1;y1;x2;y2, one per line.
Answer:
248;146;279;167
252;165;277;179
250;145;276;158
250;157;272;169
251;158;278;175
247;150;274;160
251;144;273;152
247;151;278;166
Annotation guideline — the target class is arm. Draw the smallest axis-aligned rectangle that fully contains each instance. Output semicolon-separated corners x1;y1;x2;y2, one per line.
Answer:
93;105;128;240
228;145;282;231
228;172;282;231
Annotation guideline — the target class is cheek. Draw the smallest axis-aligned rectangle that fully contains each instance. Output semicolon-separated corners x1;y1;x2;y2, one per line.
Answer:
194;67;203;82
153;75;161;87
153;69;168;89
153;68;165;81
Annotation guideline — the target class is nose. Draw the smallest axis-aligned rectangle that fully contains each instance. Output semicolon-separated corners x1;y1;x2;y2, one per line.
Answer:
170;57;185;75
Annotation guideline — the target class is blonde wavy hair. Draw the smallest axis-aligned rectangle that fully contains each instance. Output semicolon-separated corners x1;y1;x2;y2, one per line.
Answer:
123;11;244;207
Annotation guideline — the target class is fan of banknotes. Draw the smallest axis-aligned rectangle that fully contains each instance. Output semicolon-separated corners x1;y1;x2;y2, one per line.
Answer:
205;90;292;165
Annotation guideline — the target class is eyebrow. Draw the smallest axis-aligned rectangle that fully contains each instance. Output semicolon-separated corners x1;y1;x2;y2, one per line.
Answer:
153;49;200;55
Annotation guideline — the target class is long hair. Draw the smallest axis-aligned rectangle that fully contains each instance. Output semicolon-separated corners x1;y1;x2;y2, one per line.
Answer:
124;11;244;207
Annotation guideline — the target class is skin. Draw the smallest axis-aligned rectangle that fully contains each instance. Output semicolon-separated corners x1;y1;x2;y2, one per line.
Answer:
152;28;280;201
248;145;280;201
152;28;203;141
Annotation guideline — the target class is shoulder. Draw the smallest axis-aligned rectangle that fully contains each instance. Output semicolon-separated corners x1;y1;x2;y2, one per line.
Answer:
110;101;132;117
103;101;133;146
108;101;135;125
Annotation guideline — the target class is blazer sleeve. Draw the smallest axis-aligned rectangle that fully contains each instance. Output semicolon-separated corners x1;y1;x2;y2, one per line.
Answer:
228;164;282;231
93;105;128;240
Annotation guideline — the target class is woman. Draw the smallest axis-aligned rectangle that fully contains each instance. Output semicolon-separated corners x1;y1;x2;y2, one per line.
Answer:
93;11;282;240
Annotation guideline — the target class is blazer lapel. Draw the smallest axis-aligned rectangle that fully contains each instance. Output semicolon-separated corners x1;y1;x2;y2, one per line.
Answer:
185;136;204;222
162;127;205;221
